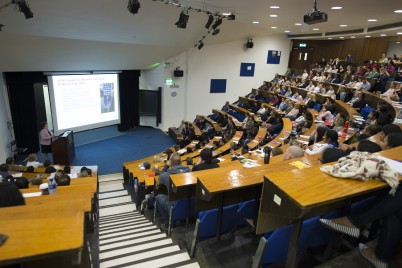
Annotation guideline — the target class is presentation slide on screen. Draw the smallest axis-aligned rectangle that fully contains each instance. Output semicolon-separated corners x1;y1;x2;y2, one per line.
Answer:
48;74;120;134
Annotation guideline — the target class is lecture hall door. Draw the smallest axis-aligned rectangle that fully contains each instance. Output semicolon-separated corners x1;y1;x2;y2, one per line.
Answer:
288;47;314;70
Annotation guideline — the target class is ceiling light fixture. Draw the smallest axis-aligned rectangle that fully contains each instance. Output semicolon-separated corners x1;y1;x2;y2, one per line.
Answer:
394;10;402;13
313;28;319;30
252;21;260;24
331;6;342;10
269;14;278;18
397;32;402;35
365;35;371;37
197;41;204;50
295;23;302;26
351;36;356;38
11;0;34;19
367;19;377;22
327;37;332;39
340;24;347;27
127;0;140;15
212;28;220;35
175;10;189;29
270;6;280;9
211;17;223;29
271;26;277;29
339;36;344;39
284;30;290;33
380;34;387;37
205;14;214;29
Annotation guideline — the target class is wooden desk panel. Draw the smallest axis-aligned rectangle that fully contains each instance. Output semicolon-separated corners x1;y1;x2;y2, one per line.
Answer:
0;201;84;266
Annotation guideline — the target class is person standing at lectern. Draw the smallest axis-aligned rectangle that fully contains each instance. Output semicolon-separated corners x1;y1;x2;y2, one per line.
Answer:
39;122;54;160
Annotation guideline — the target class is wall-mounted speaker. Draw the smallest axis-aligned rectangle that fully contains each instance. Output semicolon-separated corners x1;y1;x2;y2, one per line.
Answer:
246;39;254;48
174;69;183;77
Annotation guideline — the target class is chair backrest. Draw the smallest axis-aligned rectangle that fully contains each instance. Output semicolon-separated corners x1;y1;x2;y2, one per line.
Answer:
198;203;239;241
313;103;321;112
262;217;319;265
237;199;257;227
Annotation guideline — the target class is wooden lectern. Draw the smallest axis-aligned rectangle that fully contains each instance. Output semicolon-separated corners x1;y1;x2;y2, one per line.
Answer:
52;130;75;165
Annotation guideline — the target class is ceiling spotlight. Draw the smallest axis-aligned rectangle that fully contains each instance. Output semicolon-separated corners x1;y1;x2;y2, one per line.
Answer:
13;0;33;19
175;10;189;29
212;28;220;35
127;0;140;15
212;17;222;29
197;41;204;50
227;14;236;20
205;14;214;29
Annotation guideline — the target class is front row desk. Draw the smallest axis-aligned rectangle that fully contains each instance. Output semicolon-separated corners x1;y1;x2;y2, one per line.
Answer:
0;173;98;267
136;147;402;267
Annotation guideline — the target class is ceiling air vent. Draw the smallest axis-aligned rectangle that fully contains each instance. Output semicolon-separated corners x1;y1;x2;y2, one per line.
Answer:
368;21;402;32
326;28;364;36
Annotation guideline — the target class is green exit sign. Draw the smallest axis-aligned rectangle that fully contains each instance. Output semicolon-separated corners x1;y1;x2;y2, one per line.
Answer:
299;43;307;47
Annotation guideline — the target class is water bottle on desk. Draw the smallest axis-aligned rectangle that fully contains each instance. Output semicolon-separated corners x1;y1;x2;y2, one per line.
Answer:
48;178;57;194
264;147;271;164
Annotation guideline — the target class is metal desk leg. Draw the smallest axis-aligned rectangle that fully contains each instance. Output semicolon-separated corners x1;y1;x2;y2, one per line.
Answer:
285;218;303;268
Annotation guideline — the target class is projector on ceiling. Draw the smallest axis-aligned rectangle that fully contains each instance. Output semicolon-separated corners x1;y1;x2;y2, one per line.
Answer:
303;11;328;24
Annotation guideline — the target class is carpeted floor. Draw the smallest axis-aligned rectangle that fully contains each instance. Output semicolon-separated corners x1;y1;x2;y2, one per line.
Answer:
31;126;175;175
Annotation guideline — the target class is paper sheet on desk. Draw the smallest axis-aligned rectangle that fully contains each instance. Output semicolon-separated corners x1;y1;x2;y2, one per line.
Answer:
243;161;261;168
217;158;225;162
177;149;187;154
12;173;23;178
23;192;42;198
289;161;311;169
299;135;310;139
376;156;402;175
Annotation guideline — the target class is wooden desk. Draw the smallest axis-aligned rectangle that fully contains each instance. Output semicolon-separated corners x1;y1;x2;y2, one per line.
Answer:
195;154;319;239
0;201;84;266
256;146;402;268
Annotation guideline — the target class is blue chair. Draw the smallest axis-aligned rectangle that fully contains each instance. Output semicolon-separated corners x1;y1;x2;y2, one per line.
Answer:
252;217;319;268
167;197;197;235
237;199;258;227
313;103;321;112
360;105;374;120
190;204;239;257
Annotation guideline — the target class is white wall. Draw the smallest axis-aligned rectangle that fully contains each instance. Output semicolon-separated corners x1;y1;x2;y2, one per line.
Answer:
158;35;291;131
0;73;14;161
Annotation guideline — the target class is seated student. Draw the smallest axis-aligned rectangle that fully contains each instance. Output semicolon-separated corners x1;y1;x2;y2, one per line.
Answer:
221;101;230;112
155;153;190;230
352;92;366;111
26;154;41;168
80;167;92;176
284;103;300;121
283;146;304;160
192;148;220;171
305;129;339;155
0;182;25;207
15;177;29;189
26;166;35;173
320;184;402;268
319;148;350;164
5;157;24;172
383;132;402;149
63;165;71;174
339;139;383;154
357;124;382;141
57;175;71;186
377;124;402;149
32;176;43;186
271;147;283;157
43;159;56;173
0;163;11;179
317;105;334;126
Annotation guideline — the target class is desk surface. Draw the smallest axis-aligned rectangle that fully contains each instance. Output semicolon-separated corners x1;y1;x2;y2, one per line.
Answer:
0;201;84;265
256;146;402;234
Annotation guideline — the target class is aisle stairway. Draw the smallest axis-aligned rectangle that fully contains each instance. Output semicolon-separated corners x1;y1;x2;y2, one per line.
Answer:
98;173;200;268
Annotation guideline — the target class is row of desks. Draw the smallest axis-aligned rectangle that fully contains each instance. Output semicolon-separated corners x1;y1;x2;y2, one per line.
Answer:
0;172;98;266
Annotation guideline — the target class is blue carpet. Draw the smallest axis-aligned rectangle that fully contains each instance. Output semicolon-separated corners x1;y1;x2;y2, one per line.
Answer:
71;127;175;175
31;127;175;175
